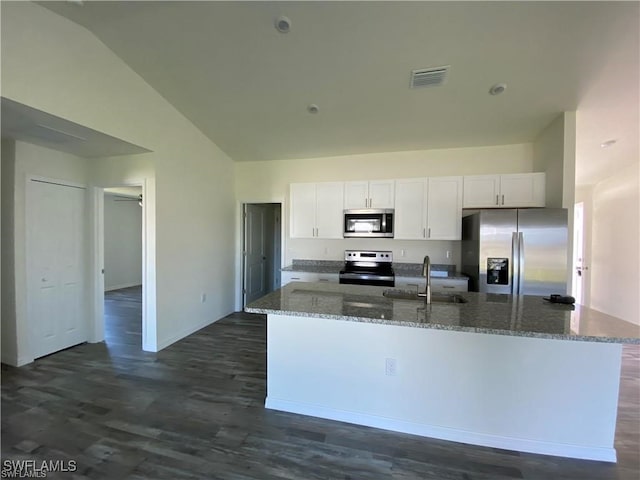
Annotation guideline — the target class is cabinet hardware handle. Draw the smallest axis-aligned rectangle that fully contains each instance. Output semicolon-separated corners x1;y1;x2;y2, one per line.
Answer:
442;286;454;289
496;194;499;205
428;227;431;238
501;194;505;205
423;228;426;238
319;279;329;282
292;277;301;280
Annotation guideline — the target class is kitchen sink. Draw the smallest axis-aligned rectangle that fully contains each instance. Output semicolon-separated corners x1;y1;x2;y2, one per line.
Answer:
382;289;468;304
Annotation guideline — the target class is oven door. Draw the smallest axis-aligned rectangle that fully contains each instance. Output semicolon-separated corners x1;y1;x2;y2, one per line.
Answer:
339;272;395;287
343;209;394;238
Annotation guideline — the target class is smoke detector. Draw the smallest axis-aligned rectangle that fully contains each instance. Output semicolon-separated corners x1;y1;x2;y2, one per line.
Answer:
410;66;450;88
275;16;291;33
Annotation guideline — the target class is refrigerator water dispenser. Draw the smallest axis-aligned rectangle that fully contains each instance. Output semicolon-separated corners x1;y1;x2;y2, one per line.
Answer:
487;258;509;285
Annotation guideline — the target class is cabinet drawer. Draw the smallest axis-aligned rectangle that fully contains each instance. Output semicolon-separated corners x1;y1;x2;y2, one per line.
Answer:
431;278;468;293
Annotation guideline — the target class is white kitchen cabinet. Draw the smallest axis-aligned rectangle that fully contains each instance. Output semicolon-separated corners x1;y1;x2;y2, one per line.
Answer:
463;173;545;208
344;180;394;209
290;182;344;239
427;176;463;240
394;176;462;241
431;278;468;293
281;271;339;286
394;178;427;240
395;276;426;292
394;276;468;293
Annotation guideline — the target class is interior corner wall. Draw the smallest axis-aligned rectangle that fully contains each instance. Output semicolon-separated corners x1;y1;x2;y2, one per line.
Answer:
590;162;640;325
1;139;17;365
104;193;142;291
532;114;565;208
2;2;236;354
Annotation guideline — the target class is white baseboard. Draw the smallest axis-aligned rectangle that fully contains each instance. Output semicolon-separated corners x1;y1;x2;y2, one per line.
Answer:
265;397;617;463
105;282;142;292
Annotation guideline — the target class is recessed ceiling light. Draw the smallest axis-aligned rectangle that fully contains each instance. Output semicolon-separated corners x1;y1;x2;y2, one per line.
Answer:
600;139;617;148
489;83;507;95
275;16;291;33
307;104;319;114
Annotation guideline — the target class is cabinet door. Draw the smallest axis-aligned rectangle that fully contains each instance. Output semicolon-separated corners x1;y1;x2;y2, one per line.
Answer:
369;180;395;208
290;183;316;238
500;173;546;207
395;276;425;293
427;176;463;240
394;178;427;239
315;182;345;239
344;181;369;209
462;175;501;208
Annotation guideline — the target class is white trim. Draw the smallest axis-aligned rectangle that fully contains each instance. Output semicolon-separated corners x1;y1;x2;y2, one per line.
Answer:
28;175;86;190
93;179;157;352
105;282;142;292
235;197;286;311
265;398;617;462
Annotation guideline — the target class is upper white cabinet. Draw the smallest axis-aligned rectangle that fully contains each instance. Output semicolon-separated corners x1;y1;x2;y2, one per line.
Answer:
394;176;463;241
427;176;463;240
344;180;395;209
394;178;427;240
463;173;545;208
290;182;344;239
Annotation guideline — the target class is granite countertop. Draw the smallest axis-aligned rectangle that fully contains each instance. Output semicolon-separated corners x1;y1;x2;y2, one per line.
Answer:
281;260;468;280
245;282;640;344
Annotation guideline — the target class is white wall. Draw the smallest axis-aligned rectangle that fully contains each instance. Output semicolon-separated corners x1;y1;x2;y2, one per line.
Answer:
104;193;142;291
235;142;534;266
1;2;236;356
589;162;639;325
533;114;565;208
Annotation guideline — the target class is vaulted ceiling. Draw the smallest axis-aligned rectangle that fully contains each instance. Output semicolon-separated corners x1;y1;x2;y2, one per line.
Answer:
38;1;639;185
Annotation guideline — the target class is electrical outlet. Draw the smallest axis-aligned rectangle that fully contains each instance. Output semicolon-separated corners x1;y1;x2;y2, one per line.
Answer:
400;249;405;257
446;250;451;259
201;293;207;303
385;358;397;376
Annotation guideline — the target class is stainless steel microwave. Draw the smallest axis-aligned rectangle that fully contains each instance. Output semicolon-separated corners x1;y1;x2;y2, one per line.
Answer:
343;209;394;238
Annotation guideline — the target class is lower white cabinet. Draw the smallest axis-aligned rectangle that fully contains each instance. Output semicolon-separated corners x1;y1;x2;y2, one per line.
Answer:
281;271;339;286
431;278;469;293
394;276;468;293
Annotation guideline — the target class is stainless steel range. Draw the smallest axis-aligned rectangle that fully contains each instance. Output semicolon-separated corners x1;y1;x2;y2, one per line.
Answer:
339;250;395;287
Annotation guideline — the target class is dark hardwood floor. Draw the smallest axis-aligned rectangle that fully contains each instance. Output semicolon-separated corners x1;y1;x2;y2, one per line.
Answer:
2;286;638;479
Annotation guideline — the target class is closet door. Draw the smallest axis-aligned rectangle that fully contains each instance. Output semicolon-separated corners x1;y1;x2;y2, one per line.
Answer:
27;179;87;359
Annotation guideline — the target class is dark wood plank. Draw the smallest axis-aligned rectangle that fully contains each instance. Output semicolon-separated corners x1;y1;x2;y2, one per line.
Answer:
2;286;638;479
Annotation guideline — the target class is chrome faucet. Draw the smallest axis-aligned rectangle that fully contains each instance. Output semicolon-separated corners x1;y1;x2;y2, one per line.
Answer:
419;255;431;304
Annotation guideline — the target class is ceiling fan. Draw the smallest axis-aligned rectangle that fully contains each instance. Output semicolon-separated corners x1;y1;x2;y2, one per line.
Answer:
113;194;143;206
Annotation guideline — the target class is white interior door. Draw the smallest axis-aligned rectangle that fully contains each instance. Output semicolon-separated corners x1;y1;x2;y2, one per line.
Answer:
244;204;267;304
27;179;87;359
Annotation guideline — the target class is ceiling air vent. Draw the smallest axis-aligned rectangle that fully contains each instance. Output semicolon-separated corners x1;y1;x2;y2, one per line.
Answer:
410;66;449;88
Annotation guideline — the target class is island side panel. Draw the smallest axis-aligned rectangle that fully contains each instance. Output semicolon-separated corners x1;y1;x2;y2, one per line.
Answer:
266;313;622;462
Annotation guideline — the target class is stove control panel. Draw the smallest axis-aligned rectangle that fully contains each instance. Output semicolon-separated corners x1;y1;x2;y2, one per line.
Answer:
344;250;393;263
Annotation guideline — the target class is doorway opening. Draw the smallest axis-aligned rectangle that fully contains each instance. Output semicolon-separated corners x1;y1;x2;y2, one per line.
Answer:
243;203;282;307
572;201;586;305
103;187;143;350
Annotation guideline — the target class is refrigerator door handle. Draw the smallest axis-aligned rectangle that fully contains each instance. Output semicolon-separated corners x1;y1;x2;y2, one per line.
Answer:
512;232;519;295
518;232;525;294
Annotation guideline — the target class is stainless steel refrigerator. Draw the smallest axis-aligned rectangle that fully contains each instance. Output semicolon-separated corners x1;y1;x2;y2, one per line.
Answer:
461;209;568;296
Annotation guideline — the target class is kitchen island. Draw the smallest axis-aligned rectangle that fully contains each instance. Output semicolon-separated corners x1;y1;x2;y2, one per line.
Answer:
245;282;640;462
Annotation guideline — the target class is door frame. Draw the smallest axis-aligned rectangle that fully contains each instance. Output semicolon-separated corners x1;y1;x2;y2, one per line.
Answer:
92;178;157;351
238;201;283;309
